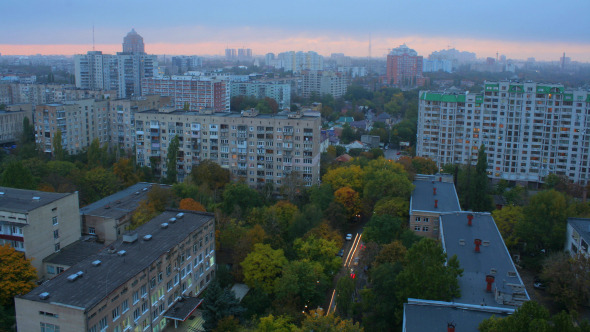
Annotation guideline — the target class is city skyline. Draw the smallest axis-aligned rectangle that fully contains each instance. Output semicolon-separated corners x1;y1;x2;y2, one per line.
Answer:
1;0;589;61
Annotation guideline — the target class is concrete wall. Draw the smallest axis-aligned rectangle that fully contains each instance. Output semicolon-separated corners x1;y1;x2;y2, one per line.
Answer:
15;297;86;332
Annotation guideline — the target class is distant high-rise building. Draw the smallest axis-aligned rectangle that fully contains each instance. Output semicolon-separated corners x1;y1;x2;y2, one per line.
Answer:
386;44;425;87
301;70;349;98
276;51;324;73
225;48;237;60
122;28;145;54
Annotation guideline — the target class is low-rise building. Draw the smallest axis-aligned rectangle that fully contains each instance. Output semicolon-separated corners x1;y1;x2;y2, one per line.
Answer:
0;187;80;279
0;104;33;144
564;217;590;257
16;209;216;332
409;174;460;238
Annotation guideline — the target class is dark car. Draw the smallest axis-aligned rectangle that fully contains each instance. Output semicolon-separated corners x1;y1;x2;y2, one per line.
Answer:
336;249;345;257
533;277;546;290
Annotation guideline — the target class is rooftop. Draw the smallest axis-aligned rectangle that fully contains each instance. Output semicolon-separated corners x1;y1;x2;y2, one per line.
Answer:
403;298;512;332
0;187;73;213
568;217;590;243
410;175;461;213
136;109;319;121
20;210;215;310
80;182;155;219
43;238;106;267
440;212;529;309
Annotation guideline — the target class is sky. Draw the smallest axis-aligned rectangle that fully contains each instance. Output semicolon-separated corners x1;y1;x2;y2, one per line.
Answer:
1;0;590;61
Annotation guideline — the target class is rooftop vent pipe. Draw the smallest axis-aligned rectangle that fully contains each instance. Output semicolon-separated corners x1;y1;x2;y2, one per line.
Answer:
485;275;495;292
474;238;482;253
434;199;438;208
467;214;474;226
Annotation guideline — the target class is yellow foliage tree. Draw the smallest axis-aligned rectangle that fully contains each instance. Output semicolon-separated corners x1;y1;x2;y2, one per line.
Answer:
113;158;141;186
322;165;364;192
179;198;206;212
0;244;37;306
334;186;361;219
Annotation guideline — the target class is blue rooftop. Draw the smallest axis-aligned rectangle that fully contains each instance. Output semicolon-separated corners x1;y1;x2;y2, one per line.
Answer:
410;175;461;213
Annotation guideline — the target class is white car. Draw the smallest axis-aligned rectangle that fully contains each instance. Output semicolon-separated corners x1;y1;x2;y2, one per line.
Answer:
345;233;353;241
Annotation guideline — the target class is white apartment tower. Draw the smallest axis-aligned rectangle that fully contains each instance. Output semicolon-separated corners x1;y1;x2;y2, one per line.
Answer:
417;81;590;184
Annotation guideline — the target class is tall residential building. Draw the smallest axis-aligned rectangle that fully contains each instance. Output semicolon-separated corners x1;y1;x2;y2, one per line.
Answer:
34;99;110;155
0;187;80;278
386;44;425;87
134;109;321;187
276;51;324;73
171;56;202;73
142;75;230;113
109;95;171;150
122;28;145;54
230;81;291;109
16;209;216;332
301;70;349;99
74;51;158;98
417;81;590;184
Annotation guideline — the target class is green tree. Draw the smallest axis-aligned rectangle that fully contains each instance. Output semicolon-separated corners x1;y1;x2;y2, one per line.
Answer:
396;238;463;311
256;314;299;332
0;161;36;190
52;130;65;161
241;243;288;294
479;301;551;332
373;197;409;219
336;276;356;318
87;138;102;167
275;260;327;310
293;235;341;276
470;144;492;211
222;182;263;216
492;206;524;249
300;309;363;332
76;167;122;205
517;190;568;253
21;116;35;144
340;124;357;144
113;158;140;186
375;240;407;267
0;244;37;306
363;214;404;245
541;252;590;312
322;165;364;192
191;158;230;192
165;135;180;184
201;281;245;331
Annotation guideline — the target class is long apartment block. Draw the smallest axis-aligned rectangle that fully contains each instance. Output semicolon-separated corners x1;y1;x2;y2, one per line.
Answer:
134;109;321;187
16;210;216;332
417;81;590;184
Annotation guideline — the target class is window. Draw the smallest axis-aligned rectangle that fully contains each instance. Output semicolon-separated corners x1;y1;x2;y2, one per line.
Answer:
415;217;421;222
54;243;60;252
47;265;55;274
424;218;429;223
53;230;59;239
52;216;58;225
88;227;95;235
98;316;107;331
414;226;421;231
141;284;147;297
121;299;129;313
40;323;60;332
133;291;139;304
142;302;148;314
150;277;156;289
167;280;173;291
422;226;429;232
158;272;163;283
133;308;141;321
112;306;120;321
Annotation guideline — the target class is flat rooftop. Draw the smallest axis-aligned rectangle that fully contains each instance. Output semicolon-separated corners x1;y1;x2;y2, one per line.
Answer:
43;238;106;267
136;109;319;121
410;176;461;213
0;187;73;213
21;210;215;310
440;212;529;309
80;182;155;219
403;299;511;332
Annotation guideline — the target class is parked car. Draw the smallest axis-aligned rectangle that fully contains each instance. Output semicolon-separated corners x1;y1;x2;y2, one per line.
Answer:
345;233;353;241
336;249;345;257
396;151;401;155
533;277;546;290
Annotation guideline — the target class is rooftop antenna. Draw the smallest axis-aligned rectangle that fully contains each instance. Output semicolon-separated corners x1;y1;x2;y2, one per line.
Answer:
92;24;95;51
368;33;372;74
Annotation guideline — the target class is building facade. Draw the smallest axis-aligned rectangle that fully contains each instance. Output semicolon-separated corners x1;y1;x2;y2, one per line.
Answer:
122;29;145;54
134;109;321;187
417;81;590;184
16;210;216;332
565;217;590;257
230;81;291;109
386;44;425;87
301;70;349;99
142;75;230;113
0;104;33;144
0;187;80;278
276;51;324;73
34;99;110;154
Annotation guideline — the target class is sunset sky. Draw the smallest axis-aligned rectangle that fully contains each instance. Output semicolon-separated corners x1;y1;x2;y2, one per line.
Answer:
1;0;589;61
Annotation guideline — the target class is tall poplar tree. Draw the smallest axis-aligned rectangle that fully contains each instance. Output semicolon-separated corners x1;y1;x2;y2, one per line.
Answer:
470;144;492;211
165;135;179;184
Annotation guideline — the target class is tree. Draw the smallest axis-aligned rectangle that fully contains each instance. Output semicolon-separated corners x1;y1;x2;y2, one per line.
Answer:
222;183;263;216
322;165;364;192
336;276;356;318
179;198;206;212
0;161;36;190
340;124;357;144
541;252;590;312
334;187;361;220
363;214;403;245
0;244;37;306
275;260;327;310
373;197;409;219
52;130;65;161
479;301;551;332
213;316;241;332
201;281;245;331
470;144;492;211
492;206;524;249
165;135;180;184
375;241;407;267
518;190;568;253
293;235;341;276
301;309;363;332
256;314;299;332
87;138;102;167
396;238;462;306
241;243;288;294
75;167;122;205
192;159;230;192
113;158;140;186
21;116;35;144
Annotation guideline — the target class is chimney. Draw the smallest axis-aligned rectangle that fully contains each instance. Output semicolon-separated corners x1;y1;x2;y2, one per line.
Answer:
474;238;482;252
433;187;437;195
434;199;438;208
485;275;495;292
467;214;474;226
439;176;442;182
447;323;456;332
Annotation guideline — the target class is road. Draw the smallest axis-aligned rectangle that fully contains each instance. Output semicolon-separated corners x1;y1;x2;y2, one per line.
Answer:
326;232;364;315
384;148;401;161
